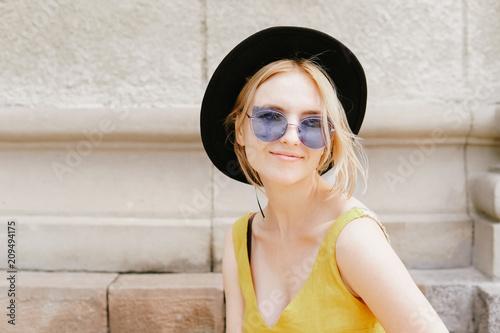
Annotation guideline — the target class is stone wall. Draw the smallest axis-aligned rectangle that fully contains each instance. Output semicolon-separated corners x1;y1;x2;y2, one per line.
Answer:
0;0;498;274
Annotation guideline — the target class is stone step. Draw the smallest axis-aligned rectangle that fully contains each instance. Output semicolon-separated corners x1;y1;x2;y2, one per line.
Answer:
0;271;224;333
475;285;500;333
0;213;472;273
1;268;498;332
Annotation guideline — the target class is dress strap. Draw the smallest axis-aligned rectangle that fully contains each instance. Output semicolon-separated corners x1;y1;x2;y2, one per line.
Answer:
247;213;256;262
355;207;390;243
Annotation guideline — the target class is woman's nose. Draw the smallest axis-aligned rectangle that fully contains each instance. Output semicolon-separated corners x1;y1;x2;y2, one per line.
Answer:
279;123;301;146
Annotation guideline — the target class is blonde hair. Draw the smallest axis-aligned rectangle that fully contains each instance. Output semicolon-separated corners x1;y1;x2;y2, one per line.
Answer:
224;58;367;198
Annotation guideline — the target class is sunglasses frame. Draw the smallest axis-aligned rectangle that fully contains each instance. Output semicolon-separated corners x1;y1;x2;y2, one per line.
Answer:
246;106;335;149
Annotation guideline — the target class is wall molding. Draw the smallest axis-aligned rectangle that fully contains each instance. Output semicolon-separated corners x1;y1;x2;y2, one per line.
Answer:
0;103;498;145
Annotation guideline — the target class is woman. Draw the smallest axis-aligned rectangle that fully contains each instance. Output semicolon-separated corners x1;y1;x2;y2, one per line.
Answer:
201;27;448;332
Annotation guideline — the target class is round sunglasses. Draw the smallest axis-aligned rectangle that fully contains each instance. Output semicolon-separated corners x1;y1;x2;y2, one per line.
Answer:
247;106;335;149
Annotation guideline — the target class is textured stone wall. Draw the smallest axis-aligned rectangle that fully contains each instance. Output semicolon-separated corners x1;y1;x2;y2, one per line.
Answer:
0;0;498;274
1;0;498;107
0;0;205;107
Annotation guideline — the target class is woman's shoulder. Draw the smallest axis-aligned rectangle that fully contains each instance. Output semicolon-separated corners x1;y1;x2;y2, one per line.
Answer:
333;195;389;242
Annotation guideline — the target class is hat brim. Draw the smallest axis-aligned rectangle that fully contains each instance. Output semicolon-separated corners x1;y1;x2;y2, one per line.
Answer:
200;26;367;184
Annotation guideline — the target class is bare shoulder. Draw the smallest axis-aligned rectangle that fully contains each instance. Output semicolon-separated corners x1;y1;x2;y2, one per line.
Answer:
335;196;391;278
336;214;391;266
335;208;449;332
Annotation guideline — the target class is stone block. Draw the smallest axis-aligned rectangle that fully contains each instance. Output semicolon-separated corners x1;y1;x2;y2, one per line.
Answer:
475;284;500;333
468;106;500;145
473;214;500;278
383;214;472;269
213;168;265;218
212;217;236;272
0;0;204;107
207;0;463;102
0;147;212;219
470;172;500;221
354;145;467;214
425;284;475;333
0;216;211;272
466;146;500;214
0;271;116;333
109;273;224;333
410;268;490;333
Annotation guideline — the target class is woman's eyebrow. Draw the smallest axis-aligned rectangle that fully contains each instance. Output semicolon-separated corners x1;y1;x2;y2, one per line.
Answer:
301;110;322;116
260;104;321;116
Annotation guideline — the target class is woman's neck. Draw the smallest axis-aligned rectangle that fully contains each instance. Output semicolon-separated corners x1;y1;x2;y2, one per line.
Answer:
259;174;338;239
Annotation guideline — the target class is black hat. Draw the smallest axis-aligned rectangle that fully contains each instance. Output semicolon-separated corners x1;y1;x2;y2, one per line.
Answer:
200;26;367;184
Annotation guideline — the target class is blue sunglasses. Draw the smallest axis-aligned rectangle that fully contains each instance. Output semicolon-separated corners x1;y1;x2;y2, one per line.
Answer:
247;106;335;149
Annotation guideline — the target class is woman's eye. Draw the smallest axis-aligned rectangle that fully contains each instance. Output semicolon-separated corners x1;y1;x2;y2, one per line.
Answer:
302;118;322;128
260;112;281;121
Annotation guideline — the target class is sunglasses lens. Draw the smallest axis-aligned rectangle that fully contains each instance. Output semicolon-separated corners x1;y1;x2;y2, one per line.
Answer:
251;108;287;142
298;117;327;149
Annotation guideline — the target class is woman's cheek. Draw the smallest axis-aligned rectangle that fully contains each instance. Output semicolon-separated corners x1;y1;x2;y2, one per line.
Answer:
245;145;259;165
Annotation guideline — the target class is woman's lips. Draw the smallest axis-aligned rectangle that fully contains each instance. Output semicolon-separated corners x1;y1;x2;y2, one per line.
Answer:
270;151;302;161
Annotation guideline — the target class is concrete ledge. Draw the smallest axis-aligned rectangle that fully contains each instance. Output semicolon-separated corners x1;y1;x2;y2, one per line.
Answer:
108;273;224;333
0;213;470;273
470;171;500;221
473;213;500;278
0;271;117;333
0;106;200;143
1;103;497;144
361;103;470;143
0;216;211;273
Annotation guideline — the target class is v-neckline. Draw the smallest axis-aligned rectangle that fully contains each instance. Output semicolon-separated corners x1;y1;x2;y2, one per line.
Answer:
244;207;359;329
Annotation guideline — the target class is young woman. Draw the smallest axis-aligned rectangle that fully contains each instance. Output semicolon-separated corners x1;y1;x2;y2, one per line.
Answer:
201;27;448;332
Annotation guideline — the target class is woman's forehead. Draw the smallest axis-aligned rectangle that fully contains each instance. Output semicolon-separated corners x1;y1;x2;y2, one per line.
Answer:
252;70;322;112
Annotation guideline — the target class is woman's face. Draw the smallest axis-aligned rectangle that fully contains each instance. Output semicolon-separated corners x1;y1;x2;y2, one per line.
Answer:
237;69;325;187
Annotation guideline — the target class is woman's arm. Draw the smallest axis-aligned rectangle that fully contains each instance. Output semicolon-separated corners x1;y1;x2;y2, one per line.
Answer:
336;217;449;333
222;226;245;333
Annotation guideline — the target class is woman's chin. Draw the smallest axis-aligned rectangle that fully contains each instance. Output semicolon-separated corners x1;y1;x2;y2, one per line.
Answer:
260;171;311;187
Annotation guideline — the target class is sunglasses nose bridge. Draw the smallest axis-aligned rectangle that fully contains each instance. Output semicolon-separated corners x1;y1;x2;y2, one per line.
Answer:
279;122;302;145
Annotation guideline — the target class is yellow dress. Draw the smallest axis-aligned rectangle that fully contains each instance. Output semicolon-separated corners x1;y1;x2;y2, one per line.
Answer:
232;207;389;332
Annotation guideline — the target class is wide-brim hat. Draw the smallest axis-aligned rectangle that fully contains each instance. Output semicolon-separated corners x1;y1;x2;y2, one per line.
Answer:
200;26;367;184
